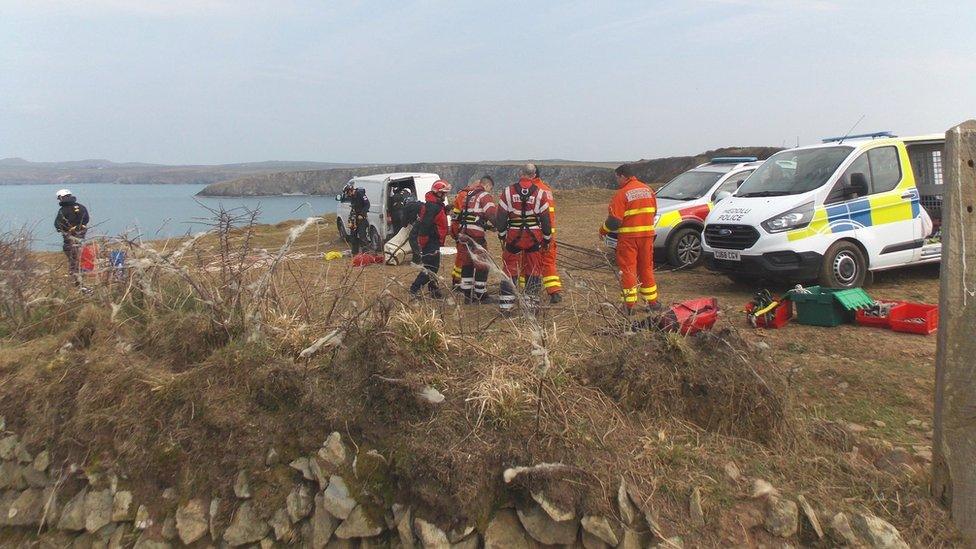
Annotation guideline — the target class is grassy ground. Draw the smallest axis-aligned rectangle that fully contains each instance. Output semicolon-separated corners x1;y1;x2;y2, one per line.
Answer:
0;189;957;546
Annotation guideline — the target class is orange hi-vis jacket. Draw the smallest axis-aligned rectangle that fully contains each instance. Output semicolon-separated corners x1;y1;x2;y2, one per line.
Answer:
601;177;656;239
536;179;555;233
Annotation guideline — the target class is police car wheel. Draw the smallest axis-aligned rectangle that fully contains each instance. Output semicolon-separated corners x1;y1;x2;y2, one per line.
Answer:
819;241;867;288
667;227;703;268
368;226;382;252
336;217;349;242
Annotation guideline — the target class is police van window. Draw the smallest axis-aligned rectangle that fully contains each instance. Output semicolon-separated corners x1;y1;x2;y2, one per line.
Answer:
867;146;901;193
714;170;753;199
827;152;871;204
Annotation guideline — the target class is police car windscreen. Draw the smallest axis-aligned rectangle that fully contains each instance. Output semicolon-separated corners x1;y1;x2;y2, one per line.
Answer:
656;171;723;200
737;146;853;198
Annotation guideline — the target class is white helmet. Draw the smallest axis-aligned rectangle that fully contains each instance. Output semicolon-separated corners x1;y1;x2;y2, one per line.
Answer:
56;189;73;199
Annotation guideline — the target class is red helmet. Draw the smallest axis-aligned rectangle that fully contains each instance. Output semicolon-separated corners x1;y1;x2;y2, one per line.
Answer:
431;180;451;194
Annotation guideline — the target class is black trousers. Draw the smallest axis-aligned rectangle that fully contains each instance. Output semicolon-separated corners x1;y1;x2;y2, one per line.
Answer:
348;213;368;254
62;231;86;279
410;243;441;294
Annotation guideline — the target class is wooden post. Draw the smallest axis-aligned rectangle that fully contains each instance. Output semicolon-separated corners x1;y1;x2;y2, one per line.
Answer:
933;119;976;543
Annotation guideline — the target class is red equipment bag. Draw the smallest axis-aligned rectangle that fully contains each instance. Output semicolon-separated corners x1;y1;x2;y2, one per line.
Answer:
80;243;99;273
659;297;719;335
351;252;384;268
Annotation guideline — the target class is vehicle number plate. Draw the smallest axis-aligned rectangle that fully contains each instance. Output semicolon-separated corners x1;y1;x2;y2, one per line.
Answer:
714;249;741;261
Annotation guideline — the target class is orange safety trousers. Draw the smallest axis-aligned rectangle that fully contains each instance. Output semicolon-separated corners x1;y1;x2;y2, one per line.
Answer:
616;236;657;307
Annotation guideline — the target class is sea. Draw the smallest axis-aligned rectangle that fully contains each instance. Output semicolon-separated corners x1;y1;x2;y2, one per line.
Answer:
0;183;338;250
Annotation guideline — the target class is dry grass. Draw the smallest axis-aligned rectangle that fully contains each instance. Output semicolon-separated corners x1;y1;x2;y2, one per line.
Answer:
0;193;962;546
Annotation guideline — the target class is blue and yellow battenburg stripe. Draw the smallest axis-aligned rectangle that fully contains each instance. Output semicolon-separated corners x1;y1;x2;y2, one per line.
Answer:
788;189;920;242
788;143;921;242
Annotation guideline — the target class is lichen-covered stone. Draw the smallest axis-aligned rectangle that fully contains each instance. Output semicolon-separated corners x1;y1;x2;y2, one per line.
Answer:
175;498;209;545
323;476;356;520
223;502;270;546
517;503;577;545
334;504;382;539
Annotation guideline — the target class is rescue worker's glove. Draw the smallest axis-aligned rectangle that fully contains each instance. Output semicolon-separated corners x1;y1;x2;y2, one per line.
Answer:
497;230;506;241
603;233;618;249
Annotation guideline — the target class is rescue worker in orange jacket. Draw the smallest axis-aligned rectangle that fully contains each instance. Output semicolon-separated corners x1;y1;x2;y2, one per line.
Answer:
535;175;562;304
496;164;553;313
451;176;497;303
600;164;659;311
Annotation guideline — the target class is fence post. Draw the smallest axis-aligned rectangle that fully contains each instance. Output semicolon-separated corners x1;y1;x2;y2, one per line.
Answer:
932;119;976;543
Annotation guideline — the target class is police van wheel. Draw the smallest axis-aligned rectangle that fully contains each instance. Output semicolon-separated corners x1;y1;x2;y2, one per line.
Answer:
666;227;703;268
368;226;382;252
819;241;867;288
336;218;349;242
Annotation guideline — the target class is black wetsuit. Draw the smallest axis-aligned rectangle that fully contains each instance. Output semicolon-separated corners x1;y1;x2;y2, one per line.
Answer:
54;196;90;277
340;189;371;254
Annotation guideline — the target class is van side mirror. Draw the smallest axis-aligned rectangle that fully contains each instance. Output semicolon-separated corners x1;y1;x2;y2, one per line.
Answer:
848;173;869;197
714;190;732;203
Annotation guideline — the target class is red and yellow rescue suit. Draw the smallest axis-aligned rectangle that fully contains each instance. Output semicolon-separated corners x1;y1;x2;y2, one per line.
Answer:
496;177;553;311
600;177;658;308
450;182;497;301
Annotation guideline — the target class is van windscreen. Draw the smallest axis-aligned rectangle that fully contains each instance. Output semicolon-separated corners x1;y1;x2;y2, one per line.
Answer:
656;171;723;200
737;146;853;198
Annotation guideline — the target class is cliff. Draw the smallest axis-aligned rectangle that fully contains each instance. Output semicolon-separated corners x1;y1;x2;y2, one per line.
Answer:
197;147;782;196
0;158;367;186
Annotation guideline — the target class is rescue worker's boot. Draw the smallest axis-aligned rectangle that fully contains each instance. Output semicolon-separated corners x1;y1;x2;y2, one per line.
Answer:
549;292;562;304
498;279;517;315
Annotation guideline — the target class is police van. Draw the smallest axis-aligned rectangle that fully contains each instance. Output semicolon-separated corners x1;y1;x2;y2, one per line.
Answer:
653;157;763;268
335;172;442;250
702;132;945;288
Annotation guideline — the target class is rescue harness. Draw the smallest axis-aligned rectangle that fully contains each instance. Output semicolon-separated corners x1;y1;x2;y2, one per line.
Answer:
505;183;542;253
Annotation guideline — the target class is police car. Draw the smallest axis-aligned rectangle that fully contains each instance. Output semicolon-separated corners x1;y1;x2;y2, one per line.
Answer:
703;132;944;288
653;157;763;268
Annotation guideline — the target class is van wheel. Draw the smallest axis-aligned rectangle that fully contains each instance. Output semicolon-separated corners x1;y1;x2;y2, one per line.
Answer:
819;241;867;288
666;227;703;268
368;226;382;252
336;218;349;242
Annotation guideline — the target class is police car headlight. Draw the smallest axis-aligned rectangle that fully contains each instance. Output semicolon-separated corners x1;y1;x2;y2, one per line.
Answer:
761;202;814;233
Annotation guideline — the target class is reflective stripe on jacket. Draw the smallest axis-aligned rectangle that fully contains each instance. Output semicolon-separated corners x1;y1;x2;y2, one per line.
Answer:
602;177;656;239
451;184;497;239
496;177;552;246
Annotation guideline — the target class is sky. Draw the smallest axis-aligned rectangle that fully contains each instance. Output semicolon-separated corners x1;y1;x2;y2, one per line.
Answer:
1;0;974;165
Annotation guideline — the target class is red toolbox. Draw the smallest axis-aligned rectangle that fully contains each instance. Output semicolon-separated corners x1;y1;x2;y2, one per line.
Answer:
744;298;793;329
854;301;904;329
888;302;939;335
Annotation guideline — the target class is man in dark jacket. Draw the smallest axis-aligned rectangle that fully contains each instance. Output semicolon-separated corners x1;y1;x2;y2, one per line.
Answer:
53;189;90;281
409;180;451;298
388;188;419;239
337;183;371;254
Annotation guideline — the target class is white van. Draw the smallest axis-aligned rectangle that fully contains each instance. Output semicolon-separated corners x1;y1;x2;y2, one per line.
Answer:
335;172;441;249
702;132;945;288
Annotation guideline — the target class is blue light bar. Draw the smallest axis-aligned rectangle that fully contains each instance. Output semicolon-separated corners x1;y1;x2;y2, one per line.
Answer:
709;156;758;164
821;131;895;143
